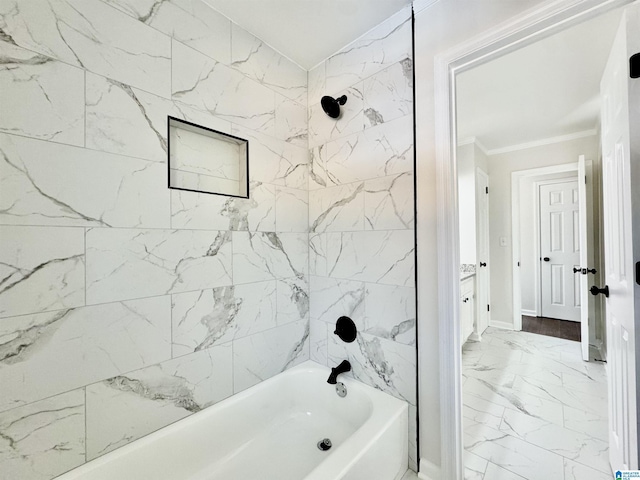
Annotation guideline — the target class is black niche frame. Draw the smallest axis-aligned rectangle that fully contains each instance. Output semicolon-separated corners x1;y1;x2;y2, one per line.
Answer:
167;115;250;199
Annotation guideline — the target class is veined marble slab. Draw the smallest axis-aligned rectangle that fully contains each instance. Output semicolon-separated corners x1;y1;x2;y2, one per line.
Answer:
324;6;412;95
275;186;308;233
170;181;275;232
309;182;365;233
326;230;415;286
86;228;232;305
233;320;309;393
364;283;415;345
276;276;309;325
309;233;328;277
309;275;365;324
312;115;414;189
364;173;414;230
275;95;308;148
169;169;241;197
308;84;364;148
0;132;169;228
0;389;85;480
86;72;231;164
0;297;171;412
86;343;233;460
328;329;416;405
171;282;277;357
0;0;172;98
307;63;326;107
104;0;231;64
231;24;306;105
0;42;84;146
0;226;84;318
172;40;275;135
363;59;413;128
232;231;308;284
309;319;328;365
232;125;308;190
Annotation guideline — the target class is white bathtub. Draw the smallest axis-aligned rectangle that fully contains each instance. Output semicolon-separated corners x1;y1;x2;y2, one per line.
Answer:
56;361;408;480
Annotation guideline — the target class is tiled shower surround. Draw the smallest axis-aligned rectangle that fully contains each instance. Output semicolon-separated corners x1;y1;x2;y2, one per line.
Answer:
0;1;415;478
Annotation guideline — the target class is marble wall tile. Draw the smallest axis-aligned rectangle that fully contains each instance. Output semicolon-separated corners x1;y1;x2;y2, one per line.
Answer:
171;181;275;231
275;186;308;233
307;63;326;107
233;125;308;190
328;330;416;405
85;343;232;460
275;95;307;148
364;283;415;345
0;226;84;318
309;233;328;277
309;145;328;190
326;230;415;286
171;282;277;357
0;297;171;412
309;319;328;365
86;72;231;163
408;405;418;471
172;40;275;135
169;169;241;196
0;43;84;146
0;390;85;480
233;320;309;393
363;59;413;128
231;24;306;105
323;115;414;186
324;6;412;95
0;133;169;228
309;183;365;233
86;229;232;304
364;173;414;230
0;0;172;98
276;276;309;325
105;0;231;64
308;84;364;148
232;231;308;284
309;276;365;324
563;459;610;480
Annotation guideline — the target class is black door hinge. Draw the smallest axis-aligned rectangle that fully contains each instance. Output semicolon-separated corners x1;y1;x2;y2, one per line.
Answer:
486;186;489;194
487;304;490;312
636;261;640;286
631;52;640;78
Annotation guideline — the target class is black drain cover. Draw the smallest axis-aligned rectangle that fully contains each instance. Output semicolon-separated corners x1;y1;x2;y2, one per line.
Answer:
317;438;332;451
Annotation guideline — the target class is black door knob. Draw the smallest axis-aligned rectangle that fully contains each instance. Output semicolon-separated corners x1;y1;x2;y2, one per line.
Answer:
479;262;487;267
585;268;597;274
573;267;581;273
543;257;550;262
590;285;609;298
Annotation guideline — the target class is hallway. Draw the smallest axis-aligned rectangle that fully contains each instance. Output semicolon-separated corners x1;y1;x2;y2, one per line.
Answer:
462;328;609;480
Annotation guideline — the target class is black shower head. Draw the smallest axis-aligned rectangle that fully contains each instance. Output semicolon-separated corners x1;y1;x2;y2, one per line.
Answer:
321;95;348;119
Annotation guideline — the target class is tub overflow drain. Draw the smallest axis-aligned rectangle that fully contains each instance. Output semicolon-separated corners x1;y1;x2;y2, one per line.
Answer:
317;438;332;451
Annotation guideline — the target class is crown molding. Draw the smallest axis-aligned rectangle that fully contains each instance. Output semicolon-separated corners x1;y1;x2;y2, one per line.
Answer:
487;129;598;156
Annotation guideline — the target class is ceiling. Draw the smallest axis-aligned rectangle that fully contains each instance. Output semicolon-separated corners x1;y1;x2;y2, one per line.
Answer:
456;8;623;153
203;0;411;70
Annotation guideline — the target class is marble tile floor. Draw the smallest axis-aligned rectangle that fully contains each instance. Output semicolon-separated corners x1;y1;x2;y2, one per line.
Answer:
462;327;610;480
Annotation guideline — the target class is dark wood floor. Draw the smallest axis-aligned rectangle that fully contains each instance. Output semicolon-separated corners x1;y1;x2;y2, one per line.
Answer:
522;315;581;342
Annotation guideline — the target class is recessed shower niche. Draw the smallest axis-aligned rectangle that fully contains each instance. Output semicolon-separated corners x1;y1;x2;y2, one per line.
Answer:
168;116;249;198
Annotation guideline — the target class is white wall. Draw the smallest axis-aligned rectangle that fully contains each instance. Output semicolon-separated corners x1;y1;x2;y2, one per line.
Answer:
487;135;600;326
458;143;477;264
414;0;546;474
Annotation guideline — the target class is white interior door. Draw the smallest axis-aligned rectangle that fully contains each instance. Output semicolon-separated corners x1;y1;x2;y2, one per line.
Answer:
539;180;581;322
577;156;596;361
475;168;490;336
600;5;639;470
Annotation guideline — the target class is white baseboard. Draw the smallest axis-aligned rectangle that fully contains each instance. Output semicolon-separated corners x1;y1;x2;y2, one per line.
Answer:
468;331;482;342
418;458;440;479
521;309;537;317
488;320;515;330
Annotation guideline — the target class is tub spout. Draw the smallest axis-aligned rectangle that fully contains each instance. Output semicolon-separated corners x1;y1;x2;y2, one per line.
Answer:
327;360;351;384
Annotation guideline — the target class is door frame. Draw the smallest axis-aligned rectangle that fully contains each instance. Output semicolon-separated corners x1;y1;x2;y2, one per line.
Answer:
428;0;632;477
511;164;580;330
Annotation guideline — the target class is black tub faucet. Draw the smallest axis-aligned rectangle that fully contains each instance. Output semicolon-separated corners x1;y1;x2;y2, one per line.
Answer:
327;360;351;384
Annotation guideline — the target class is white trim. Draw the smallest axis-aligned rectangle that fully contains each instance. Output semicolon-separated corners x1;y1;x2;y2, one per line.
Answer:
488;320;516;330
487;129;598;156
412;0;439;14
456;136;490;156
521;309;537;317
429;0;631;477
418;458;440;479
